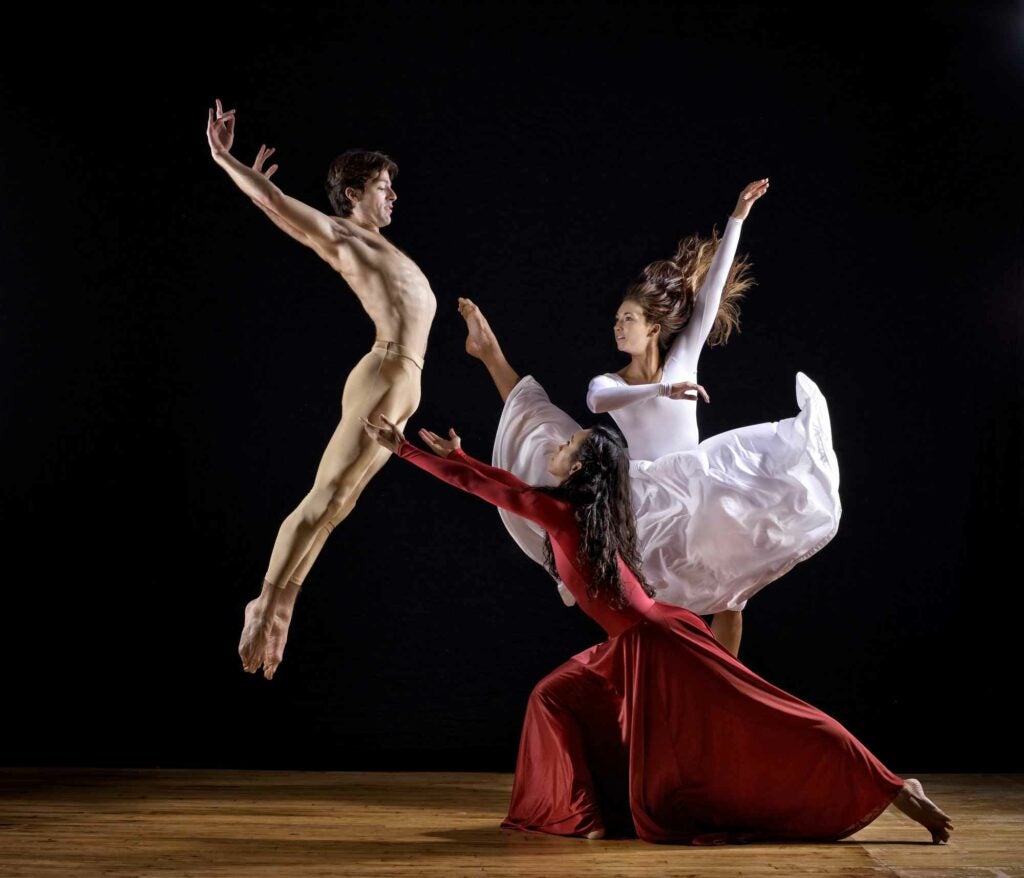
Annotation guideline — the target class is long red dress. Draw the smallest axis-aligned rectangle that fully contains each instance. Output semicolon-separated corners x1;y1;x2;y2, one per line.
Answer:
396;441;904;844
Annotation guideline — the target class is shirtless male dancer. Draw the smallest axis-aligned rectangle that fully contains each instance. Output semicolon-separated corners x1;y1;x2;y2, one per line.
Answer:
207;99;437;679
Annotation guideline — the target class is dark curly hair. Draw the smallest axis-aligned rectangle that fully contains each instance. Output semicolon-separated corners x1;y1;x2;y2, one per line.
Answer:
625;228;754;351
539;425;653;607
325;149;398;217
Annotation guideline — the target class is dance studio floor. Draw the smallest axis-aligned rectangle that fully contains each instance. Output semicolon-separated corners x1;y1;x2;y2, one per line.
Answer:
1;770;1020;876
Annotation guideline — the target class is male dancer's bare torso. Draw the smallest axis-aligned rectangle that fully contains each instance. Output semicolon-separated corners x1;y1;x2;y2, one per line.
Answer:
320;216;436;355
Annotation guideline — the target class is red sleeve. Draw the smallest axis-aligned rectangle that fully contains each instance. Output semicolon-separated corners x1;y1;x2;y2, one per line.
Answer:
396;442;568;530
448;447;533;489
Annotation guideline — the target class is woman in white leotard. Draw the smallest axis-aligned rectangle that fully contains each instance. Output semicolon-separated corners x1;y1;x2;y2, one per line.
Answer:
465;180;841;657
585;206;750;458
583;183;756;652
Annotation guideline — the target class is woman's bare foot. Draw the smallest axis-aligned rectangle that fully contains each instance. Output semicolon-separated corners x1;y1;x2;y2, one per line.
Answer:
456;297;522;401
457;297;499;360
238;580;300;680
893;778;954;844
584;828;606;840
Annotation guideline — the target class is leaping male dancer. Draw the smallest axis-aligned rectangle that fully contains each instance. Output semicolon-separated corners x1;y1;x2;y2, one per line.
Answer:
207;99;437;679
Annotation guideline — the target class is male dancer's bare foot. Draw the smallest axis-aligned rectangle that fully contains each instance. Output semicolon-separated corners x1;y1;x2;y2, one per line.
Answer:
893;778;954;844
239;579;301;680
458;297;499;360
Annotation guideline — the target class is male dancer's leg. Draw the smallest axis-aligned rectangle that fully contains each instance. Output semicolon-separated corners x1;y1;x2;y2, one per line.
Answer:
280;440;386;587
278;442;385;586
239;348;421;678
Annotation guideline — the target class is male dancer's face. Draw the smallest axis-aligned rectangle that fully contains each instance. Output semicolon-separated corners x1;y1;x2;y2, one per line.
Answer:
548;430;592;480
350;169;397;229
614;300;658;355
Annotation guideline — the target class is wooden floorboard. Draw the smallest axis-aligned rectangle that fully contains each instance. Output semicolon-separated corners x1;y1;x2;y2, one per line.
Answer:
0;770;1021;877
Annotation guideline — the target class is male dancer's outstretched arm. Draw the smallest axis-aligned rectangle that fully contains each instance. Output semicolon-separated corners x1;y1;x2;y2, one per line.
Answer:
208;101;345;258
245;144;321;252
208;98;437;680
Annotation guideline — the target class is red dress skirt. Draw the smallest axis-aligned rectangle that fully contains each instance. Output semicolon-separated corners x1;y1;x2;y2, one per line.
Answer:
502;603;902;844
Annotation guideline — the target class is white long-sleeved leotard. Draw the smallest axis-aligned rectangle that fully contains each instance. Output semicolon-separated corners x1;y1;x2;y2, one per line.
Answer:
587;216;743;460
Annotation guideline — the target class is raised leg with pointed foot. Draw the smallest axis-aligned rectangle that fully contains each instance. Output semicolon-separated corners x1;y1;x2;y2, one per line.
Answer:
457;297;521;401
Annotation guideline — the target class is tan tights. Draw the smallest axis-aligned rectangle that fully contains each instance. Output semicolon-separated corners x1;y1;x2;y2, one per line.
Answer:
263;340;423;589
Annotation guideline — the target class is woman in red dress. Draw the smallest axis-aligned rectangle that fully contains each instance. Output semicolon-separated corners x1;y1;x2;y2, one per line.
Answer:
363;415;953;845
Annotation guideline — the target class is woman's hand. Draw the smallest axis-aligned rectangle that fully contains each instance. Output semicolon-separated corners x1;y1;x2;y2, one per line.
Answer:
666;380;710;403
731;178;769;221
418;427;462;458
361;414;406;453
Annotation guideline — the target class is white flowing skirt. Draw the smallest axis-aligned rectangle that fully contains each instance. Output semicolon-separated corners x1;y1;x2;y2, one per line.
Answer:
492;373;841;615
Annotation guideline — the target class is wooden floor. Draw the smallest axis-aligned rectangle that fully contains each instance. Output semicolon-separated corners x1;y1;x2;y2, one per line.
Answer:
0;770;1021;877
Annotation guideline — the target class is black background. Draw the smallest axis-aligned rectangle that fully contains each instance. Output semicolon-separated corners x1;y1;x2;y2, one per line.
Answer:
2;2;1021;772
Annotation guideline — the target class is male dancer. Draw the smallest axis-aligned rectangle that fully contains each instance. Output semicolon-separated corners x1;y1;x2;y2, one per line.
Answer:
207;99;437;679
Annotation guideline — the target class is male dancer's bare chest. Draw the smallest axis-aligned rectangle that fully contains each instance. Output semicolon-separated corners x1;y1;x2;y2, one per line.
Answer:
342;256;437;343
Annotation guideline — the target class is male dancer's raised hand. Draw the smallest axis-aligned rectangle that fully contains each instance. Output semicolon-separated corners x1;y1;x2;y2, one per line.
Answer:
253;144;279;180
206;98;236;155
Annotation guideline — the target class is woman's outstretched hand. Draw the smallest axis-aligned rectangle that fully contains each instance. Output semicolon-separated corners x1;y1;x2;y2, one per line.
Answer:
361;414;406;453
731;178;770;221
418;427;462;458
666;380;710;403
